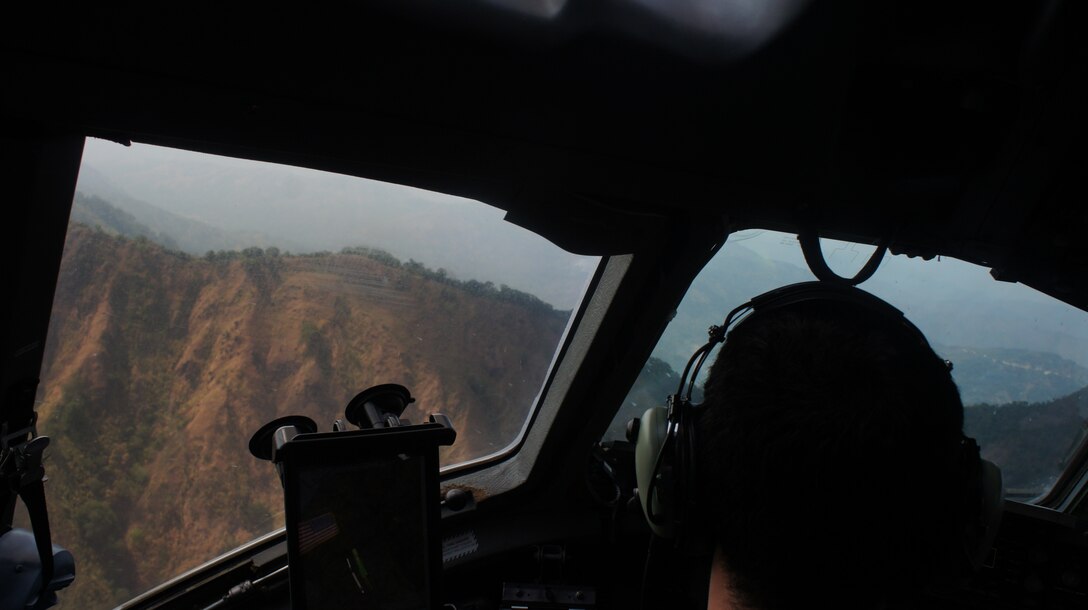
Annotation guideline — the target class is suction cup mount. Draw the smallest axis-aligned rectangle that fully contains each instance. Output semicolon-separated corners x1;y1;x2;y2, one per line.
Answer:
248;415;318;461
344;383;415;429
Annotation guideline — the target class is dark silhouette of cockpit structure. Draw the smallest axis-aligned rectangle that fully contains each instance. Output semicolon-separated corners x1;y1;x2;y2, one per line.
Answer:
2;2;1087;609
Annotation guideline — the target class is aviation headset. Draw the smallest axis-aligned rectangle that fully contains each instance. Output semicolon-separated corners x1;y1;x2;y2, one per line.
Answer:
633;281;1004;573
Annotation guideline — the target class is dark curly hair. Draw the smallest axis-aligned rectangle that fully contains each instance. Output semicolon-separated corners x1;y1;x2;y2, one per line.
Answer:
695;299;967;610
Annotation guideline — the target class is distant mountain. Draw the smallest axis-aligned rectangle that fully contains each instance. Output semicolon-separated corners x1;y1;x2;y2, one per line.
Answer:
76;165;304;254
70;192;180;250
936;346;1088;406
36;224;567;607
650;242;812;370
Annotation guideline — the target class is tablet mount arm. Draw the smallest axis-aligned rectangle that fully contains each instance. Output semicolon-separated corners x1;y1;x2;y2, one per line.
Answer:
247;384;454;487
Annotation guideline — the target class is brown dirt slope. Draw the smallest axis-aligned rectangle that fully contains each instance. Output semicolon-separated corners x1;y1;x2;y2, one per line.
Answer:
34;225;569;607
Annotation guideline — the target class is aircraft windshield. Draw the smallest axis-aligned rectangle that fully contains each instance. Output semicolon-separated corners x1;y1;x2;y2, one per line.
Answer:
28;139;599;607
607;230;1088;502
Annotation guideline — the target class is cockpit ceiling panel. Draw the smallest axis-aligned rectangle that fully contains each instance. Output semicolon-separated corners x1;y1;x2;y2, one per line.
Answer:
465;0;814;60
2;1;1086;307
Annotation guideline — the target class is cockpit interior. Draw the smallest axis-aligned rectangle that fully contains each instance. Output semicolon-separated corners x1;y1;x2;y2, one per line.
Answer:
2;2;1087;609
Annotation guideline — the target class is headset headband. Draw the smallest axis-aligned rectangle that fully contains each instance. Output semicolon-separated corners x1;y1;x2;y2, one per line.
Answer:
675;281;935;412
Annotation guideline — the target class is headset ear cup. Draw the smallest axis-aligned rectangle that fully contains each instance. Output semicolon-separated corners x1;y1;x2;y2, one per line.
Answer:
675;406;711;555
635;406;674;538
967;459;1004;571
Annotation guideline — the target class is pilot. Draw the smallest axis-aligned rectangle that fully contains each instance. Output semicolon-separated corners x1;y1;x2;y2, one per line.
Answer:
693;292;984;610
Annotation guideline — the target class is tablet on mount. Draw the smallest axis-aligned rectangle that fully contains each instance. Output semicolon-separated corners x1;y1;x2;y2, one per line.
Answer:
250;384;456;610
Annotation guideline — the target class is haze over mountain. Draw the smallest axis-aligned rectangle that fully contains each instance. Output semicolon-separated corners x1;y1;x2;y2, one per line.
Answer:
740;232;1088;367
75;166;301;254
78;139;597;309
70;192;181;250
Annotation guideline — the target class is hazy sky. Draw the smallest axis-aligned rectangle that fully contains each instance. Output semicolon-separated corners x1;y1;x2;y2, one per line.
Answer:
78;138;599;309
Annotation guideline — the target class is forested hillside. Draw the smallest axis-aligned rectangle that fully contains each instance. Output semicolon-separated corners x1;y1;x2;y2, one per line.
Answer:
36;224;569;606
965;388;1088;495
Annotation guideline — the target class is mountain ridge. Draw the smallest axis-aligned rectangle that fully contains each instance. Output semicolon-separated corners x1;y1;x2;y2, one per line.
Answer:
76;142;598;309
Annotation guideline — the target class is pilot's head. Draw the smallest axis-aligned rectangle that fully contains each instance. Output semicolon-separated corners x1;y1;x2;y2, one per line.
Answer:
696;298;968;610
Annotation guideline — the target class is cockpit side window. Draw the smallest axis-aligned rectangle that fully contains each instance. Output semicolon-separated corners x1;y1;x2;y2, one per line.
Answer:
607;230;1088;503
